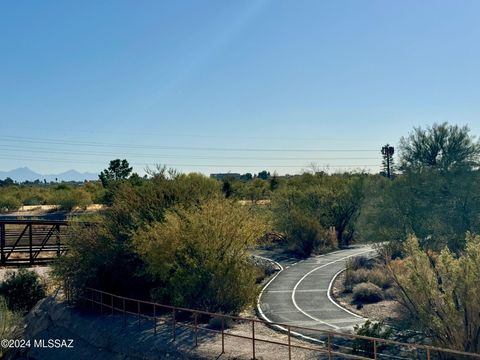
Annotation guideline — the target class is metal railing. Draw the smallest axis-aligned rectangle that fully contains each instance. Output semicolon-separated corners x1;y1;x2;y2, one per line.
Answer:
0;220;68;266
82;288;480;360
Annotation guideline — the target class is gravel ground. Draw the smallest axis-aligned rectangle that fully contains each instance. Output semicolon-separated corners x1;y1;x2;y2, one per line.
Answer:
331;271;403;322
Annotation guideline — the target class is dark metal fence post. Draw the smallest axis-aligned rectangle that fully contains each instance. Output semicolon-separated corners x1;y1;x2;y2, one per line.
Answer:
111;295;114;315
252;320;255;360
0;223;5;265
137;302;141;330
29;224;33;264
288;325;291;360
194;312;198;347
56;224;61;257
153;304;156;335
123;298;126;328
328;333;332;359
221;317;225;354
172;309;176;341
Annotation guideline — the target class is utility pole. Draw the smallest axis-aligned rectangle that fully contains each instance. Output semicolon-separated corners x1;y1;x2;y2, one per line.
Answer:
381;144;395;179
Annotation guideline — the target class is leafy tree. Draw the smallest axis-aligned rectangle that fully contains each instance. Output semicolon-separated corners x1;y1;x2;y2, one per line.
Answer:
387;234;480;353
133;198;266;314
245;178;270;203
53;170;224;299
99;159;133;188
257;170;270;180
269;174;280;191
357;170;480;252
0;177;14;187
222;178;233;198
272;173;364;253
399;122;480;172
99;159;135;205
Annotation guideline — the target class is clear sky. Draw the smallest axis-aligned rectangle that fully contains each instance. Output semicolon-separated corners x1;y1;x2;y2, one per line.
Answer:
1;0;479;176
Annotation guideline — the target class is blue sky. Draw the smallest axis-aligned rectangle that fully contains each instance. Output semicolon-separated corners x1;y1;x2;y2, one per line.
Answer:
1;0;479;175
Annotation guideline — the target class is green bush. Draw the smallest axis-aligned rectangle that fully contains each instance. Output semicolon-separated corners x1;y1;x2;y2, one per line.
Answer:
0;297;22;357
0;196;22;213
0;269;46;312
353;320;393;357
134;198;266;314
352;282;383;303
53;189;92;211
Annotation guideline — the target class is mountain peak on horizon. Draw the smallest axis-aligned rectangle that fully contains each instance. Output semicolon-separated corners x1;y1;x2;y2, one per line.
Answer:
0;167;98;182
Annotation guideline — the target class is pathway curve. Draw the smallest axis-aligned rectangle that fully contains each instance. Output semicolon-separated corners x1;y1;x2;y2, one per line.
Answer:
257;244;376;340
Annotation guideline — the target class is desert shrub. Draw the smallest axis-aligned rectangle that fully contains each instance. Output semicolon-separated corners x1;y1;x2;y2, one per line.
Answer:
284;211;329;256
352;282;383;303
208;316;233;330
134;198;266;314
0;196;22;213
344;268;370;292
346;256;375;271
387;234;480;353
353;320;393;357
367;268;393;289
52;221;152;300
0;269;46;312
53;188;92;211
271;174;364;254
0;297;22;357
384;287;399;300
53;170;226;302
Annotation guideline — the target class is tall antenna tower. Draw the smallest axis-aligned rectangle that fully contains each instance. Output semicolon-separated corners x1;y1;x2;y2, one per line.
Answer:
381;144;395;178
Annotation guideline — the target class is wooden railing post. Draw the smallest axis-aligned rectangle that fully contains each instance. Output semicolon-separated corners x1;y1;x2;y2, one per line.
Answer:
252;320;255;360
427;348;430;360
373;338;377;359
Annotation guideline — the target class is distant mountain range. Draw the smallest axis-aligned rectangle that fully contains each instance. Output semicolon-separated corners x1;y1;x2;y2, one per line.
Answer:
0;167;98;182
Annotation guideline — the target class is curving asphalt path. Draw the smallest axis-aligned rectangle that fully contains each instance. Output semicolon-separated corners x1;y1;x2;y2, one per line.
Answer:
258;244;376;340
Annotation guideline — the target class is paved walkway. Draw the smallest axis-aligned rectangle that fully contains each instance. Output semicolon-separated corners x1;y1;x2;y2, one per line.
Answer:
258;245;376;340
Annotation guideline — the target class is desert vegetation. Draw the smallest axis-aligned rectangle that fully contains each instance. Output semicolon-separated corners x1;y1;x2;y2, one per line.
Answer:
2;122;480;354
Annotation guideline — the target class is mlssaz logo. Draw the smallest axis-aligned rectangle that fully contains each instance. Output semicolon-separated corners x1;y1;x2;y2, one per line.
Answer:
33;339;74;348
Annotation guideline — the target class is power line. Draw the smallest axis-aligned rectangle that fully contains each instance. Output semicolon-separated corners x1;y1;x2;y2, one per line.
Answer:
0;155;381;169
0;136;378;153
0;145;379;161
2;128;385;142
